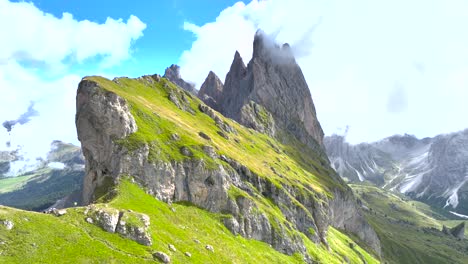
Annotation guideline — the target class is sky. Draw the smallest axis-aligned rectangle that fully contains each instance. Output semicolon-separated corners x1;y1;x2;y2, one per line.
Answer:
1;0;467;173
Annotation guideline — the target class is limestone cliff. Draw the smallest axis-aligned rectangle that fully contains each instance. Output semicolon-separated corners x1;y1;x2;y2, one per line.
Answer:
210;31;325;154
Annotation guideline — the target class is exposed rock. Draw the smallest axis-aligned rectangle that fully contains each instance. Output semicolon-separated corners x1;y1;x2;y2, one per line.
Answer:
185;252;192;257
202;146;217;159
153;251;171;263
198;71;224;111
193;239;200;244
163;64;196;94
171;133;180;141
239;101;275;137
168;244;176;252
450;222;465;239
115;211;152;246
44;208;67;217
76;79;137;205
198;132;211;141
218;31;325;154
180;147;193;157
168;90;195;114
198;104;236;134
1;220;13;230
86;205;152;245
217;131;229;140
205;244;214;252
87;206;120;233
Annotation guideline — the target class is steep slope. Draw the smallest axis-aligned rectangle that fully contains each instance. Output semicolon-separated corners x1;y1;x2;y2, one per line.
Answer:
325;131;468;216
351;184;468;264
75;70;380;261
0;141;84;211
0;179;378;263
209;31;324;154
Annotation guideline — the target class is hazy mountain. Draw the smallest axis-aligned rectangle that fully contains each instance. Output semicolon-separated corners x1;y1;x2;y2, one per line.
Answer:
325;130;468;217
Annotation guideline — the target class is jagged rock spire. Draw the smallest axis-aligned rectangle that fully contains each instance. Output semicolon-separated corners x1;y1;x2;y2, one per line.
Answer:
163;64;196;93
215;30;325;151
198;71;224;111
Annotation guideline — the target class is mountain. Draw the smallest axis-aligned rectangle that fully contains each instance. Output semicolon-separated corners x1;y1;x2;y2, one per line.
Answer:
351;184;467;264
0;141;84;211
200;31;325;156
0;33;383;263
163;64;196;94
325;129;468;217
74;32;380;262
198;71;224;112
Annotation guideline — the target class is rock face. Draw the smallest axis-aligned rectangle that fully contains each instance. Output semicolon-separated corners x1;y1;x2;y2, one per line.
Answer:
76;79;137;205
163;64;196;94
203;31;324;154
198;71;224;111
325;130;468;215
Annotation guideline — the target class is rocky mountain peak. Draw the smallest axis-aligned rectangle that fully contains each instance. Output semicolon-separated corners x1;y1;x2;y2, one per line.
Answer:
163;64;196;94
252;30;295;64
215;31;325;153
198;71;224;111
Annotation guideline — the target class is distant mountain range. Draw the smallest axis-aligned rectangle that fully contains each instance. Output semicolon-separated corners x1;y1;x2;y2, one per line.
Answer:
325;129;468;217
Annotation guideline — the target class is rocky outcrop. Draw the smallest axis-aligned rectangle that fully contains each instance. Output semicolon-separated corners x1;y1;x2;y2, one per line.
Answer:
76;79;137;205
450;222;465;239
198;71;224;111
85;205;152;245
163;64;196;94
214;31;325;154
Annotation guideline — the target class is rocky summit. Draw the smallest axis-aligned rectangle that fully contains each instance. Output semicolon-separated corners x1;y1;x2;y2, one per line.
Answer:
198;71;224;112
163;64;196;94
201;31;325;156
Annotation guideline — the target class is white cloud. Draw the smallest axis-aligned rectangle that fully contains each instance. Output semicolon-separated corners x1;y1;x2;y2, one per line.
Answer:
0;0;146;175
178;0;468;143
0;0;146;68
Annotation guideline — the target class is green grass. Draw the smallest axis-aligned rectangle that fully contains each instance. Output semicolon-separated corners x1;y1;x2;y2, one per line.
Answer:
0;168;83;211
85;75;340;197
0;174;36;194
351;184;468;264
0;179;379;263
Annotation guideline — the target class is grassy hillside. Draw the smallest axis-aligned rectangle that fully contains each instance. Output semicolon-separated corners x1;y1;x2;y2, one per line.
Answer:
351;184;468;264
0;179;379;263
0;168;83;211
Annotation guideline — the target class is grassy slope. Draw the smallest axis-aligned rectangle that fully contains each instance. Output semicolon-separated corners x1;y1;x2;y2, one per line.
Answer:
0;179;378;263
351;184;468;264
0;168;83;211
0;175;35;194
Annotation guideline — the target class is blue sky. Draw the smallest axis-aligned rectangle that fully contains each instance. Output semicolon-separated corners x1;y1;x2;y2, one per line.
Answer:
10;0;243;76
1;0;468;175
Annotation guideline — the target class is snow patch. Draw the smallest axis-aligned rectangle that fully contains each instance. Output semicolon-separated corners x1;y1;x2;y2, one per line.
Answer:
449;211;468;219
443;176;468;209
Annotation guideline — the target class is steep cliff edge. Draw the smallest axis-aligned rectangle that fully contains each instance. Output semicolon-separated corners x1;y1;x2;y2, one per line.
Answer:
76;70;380;260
